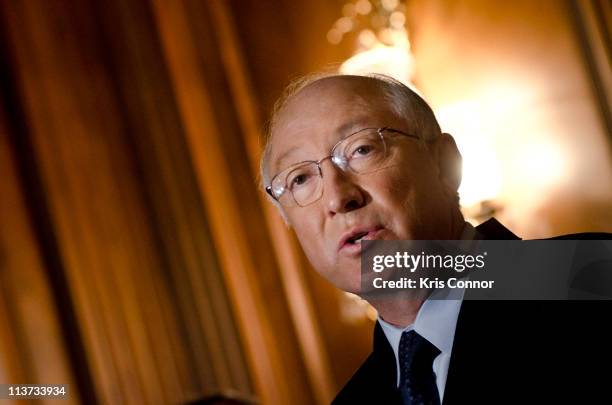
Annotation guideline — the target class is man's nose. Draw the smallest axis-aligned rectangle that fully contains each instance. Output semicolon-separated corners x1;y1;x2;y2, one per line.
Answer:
320;160;365;216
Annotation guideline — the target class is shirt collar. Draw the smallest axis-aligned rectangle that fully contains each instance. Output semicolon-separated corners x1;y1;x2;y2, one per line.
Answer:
377;289;463;354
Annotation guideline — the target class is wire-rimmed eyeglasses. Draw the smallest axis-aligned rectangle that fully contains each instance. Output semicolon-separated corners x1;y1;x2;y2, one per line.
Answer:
265;127;420;207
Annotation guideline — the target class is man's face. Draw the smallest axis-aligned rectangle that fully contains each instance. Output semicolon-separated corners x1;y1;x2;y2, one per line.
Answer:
268;77;461;293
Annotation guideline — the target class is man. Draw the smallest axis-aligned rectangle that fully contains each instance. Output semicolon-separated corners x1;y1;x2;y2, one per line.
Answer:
261;73;611;404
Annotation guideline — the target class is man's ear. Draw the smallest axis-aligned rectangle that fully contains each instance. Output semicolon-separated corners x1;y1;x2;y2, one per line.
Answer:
433;133;462;193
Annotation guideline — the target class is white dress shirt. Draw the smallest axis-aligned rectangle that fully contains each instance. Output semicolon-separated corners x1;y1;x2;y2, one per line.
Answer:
378;287;464;402
376;222;474;402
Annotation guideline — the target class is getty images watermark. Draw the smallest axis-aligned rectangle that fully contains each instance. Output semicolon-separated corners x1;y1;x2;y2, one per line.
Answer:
360;240;612;300
371;249;492;290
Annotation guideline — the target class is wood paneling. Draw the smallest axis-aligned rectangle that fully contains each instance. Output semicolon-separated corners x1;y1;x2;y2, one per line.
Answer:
1;100;80;405
0;0;256;403
150;1;318;403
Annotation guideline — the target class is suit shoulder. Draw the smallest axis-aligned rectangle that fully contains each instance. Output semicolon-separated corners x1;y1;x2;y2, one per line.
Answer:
332;353;377;404
332;353;400;405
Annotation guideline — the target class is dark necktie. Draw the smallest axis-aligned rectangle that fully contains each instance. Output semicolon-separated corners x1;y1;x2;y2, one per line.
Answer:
398;330;441;405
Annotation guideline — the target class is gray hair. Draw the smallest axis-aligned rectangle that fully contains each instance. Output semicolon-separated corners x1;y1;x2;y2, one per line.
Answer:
259;72;442;191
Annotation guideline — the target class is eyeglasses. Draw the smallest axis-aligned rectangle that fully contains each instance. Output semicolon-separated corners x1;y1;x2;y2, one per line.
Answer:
265;127;420;207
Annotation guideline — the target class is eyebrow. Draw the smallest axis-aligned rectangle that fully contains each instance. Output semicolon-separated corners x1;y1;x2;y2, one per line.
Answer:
334;118;371;139
271;117;373;176
273;146;300;175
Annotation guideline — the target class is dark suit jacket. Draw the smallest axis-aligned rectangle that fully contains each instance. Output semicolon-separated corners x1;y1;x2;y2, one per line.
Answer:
332;218;612;404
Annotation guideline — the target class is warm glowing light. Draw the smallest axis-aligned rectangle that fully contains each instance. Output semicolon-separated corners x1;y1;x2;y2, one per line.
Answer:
330;0;413;85
381;0;399;11
389;11;406;28
358;29;377;48
337;16;354;33
355;0;372;15
339;44;415;84
436;101;503;206
511;142;566;187
327;28;343;44
436;86;569;210
458;142;502;206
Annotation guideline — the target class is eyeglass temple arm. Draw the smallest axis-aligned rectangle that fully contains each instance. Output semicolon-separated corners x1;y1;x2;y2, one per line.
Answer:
265;186;278;200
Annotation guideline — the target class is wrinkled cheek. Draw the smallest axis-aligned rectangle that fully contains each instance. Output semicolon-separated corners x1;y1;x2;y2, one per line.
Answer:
381;164;416;192
382;176;418;213
301;242;321;266
383;186;424;239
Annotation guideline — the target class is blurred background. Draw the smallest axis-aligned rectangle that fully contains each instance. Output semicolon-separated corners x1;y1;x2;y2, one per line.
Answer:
0;0;610;404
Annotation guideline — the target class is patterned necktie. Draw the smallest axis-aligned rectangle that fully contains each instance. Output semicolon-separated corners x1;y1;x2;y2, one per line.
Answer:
398;330;441;405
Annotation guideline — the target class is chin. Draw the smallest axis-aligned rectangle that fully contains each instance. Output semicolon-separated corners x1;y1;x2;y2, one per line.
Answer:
329;268;361;294
342;281;362;295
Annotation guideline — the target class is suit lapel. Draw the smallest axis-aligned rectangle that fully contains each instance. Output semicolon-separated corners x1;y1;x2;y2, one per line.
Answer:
372;321;401;391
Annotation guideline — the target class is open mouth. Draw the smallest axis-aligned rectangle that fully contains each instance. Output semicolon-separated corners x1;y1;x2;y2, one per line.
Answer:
339;226;384;252
346;231;369;244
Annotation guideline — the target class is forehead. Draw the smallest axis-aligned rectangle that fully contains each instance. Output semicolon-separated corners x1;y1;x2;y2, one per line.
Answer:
268;77;396;172
275;76;390;131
